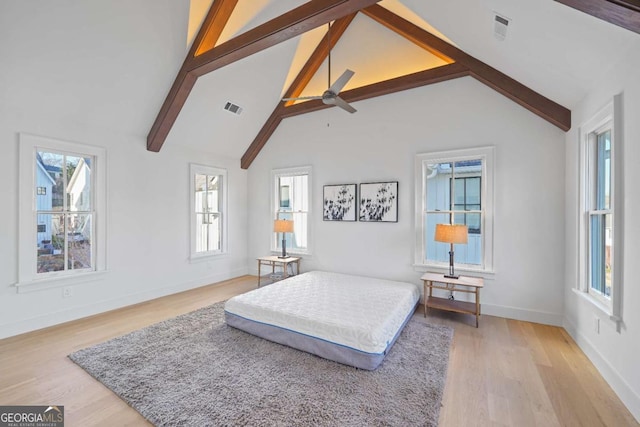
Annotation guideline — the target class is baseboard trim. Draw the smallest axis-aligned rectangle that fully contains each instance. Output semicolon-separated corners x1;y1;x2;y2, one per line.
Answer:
563;317;640;423
0;267;248;340
481;303;564;326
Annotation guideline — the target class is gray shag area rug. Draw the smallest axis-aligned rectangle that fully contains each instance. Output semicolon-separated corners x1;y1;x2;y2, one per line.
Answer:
69;301;453;426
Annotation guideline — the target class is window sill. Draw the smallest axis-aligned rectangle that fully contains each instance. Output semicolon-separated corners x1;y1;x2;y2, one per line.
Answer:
571;288;621;324
189;252;228;264
413;263;495;279
15;270;108;293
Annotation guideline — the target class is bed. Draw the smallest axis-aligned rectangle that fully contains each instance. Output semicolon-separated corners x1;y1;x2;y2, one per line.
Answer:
224;271;420;370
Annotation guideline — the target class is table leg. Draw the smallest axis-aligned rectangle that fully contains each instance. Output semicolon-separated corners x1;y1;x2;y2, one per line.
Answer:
257;261;261;287
283;261;289;279
475;288;480;328
423;281;427;318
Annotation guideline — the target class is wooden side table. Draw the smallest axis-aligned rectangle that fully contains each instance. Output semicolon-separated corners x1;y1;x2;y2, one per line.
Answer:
421;272;484;327
256;256;301;287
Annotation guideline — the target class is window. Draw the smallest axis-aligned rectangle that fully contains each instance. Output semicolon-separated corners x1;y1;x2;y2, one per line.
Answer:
190;164;227;259
579;95;623;319
414;147;494;273
271;166;311;255
18;133;106;290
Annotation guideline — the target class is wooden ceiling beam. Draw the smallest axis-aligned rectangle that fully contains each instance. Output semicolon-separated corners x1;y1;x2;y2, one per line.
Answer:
362;4;571;131
241;105;286;169
187;0;380;77
194;0;239;56
147;0;381;153
281;63;470;118
241;14;357;169
554;0;640;34
147;0;238;152
240;62;469;169
283;13;357;106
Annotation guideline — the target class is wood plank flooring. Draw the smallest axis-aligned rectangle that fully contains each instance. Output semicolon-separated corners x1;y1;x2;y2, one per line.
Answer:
0;275;636;426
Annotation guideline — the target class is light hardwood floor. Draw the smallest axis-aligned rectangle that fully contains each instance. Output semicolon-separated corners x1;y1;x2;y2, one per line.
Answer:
0;275;636;426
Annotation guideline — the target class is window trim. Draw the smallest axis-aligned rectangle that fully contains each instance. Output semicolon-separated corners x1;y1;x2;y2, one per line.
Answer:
270;165;312;256
17;133;107;291
414;147;495;274
189;163;228;261
578;94;624;323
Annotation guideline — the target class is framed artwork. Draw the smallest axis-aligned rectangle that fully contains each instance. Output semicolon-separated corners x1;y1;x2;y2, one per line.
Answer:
359;181;398;222
323;184;357;221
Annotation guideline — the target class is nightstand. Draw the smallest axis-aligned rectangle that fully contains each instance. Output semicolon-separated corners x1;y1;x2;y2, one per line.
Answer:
421;272;484;327
256;256;301;286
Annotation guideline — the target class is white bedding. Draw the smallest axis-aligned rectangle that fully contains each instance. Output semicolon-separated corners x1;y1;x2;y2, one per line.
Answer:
224;271;420;354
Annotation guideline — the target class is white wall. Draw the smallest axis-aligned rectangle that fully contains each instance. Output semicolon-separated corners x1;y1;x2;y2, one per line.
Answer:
247;76;567;326
563;39;640;421
0;1;248;339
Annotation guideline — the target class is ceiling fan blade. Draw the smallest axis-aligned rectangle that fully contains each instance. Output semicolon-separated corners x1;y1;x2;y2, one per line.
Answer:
282;95;323;101
328;69;354;95
332;96;357;113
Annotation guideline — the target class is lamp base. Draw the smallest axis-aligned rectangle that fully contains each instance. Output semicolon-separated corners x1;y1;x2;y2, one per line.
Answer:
277;255;289;259
443;274;459;279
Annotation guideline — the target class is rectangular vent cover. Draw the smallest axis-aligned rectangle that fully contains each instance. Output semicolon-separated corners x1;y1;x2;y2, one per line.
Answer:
494;13;510;40
224;101;243;115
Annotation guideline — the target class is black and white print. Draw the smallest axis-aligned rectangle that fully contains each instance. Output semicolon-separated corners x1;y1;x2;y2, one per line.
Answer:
323;184;357;221
359;181;398;222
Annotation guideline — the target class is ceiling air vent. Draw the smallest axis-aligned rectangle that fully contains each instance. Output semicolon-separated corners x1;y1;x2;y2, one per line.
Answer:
493;13;510;41
224;101;243;115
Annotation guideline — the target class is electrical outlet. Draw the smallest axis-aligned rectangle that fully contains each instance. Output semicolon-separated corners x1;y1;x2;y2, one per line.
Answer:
62;286;73;298
594;317;600;334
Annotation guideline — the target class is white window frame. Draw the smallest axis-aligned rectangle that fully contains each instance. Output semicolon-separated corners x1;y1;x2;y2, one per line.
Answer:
414;147;495;274
270;166;312;256
17;133;107;292
189;164;228;261
577;94;623;322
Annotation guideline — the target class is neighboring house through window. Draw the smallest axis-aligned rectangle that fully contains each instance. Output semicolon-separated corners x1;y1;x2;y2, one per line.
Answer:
271;166;311;255
18;133;106;290
414;147;494;273
190;164;227;259
579;94;623;321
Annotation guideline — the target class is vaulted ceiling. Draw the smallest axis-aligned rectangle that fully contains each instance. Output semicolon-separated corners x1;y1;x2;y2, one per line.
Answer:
148;0;640;168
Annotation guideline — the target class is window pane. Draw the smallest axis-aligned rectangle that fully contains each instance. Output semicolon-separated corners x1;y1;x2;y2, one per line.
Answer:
596;130;611;211
37;151;64;212
66;156;91;212
466;177;481;205
425;212;450;263
426;163;452;211
207;175;220;213
590;214;612;298
67;213;92;271
194;174;206;212
453;178;465;205
37;213;65;273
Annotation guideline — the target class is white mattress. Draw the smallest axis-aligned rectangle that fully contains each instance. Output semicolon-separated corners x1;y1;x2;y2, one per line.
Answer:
224;271;420;354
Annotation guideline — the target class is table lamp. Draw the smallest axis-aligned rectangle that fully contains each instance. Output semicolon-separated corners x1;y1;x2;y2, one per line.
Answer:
274;219;294;259
434;223;468;279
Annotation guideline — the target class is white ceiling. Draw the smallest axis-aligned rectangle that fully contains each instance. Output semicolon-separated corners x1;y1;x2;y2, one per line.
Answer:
4;1;637;160
170;0;640;159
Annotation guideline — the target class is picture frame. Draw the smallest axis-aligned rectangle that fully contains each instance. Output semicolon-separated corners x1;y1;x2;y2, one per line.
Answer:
359;181;398;222
323;184;357;221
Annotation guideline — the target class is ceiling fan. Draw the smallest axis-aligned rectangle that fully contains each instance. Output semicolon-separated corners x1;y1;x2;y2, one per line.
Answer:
282;23;357;114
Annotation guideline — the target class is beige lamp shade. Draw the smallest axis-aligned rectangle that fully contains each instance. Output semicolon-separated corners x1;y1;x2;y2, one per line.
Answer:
434;223;468;244
274;219;294;233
